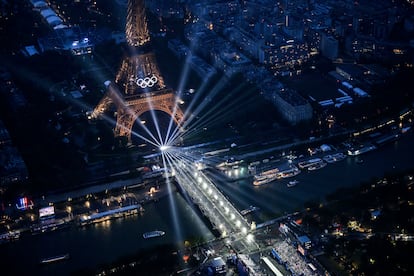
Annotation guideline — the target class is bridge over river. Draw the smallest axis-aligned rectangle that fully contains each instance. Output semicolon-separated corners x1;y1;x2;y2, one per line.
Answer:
172;160;260;254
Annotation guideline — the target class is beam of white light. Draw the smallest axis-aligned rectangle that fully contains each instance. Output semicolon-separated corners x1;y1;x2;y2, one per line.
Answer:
130;128;160;148
166;78;251;146
177;82;249;141
180;75;230;127
163;52;194;146
76;58;158;146
123;110;161;147
161;149;218;195
96;81;163;147
164;69;231;146
165;152;224;200
163;149;250;237
159;151;183;243
163;152;199;183
145;98;164;146
166;156;224;230
163;152;194;175
162;152;205;213
162;97;184;147
6;35;168;150
86;104;161;148
165;75;230;145
164;28;210;145
163;149;199;168
5;57;107;126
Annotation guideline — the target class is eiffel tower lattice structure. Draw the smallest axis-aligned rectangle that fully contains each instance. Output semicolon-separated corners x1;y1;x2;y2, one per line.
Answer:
92;0;184;143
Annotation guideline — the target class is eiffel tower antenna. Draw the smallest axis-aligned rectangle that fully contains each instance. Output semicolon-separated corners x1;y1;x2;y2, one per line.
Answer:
126;0;150;47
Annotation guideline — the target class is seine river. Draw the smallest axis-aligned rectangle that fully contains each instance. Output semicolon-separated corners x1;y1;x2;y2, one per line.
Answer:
216;131;414;221
1;132;413;275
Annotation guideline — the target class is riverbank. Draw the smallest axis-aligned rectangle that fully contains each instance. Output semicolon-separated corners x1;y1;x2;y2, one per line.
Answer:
0;176;171;246
301;167;414;275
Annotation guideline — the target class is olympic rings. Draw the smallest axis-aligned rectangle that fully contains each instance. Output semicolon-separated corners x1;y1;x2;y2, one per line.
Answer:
136;75;158;88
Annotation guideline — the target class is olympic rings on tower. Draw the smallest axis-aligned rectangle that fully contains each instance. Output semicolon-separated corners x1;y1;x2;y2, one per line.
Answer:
136;75;158;88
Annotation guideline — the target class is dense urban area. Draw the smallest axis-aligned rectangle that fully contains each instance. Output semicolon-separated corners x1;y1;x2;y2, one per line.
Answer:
1;0;414;275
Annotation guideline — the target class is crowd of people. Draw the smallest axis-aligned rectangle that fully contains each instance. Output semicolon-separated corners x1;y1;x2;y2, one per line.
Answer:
273;239;319;276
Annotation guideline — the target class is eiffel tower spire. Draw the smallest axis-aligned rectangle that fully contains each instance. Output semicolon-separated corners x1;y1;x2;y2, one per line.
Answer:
126;0;150;47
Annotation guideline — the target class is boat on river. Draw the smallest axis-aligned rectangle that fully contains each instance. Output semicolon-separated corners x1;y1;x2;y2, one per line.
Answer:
297;158;322;169
143;230;165;239
307;161;327;171
240;205;260;215
287;180;299;187
253;169;279;186
323;152;346;163
347;144;377;156
276;166;301;178
253;173;279;186
40;253;70;264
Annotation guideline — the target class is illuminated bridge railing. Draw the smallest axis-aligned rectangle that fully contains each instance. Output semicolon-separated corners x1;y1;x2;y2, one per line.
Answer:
174;164;250;237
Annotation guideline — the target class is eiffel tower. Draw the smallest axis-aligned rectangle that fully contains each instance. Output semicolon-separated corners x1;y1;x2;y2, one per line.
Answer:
92;0;184;143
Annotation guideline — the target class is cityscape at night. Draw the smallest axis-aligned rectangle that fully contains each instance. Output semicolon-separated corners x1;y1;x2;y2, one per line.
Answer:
1;0;414;275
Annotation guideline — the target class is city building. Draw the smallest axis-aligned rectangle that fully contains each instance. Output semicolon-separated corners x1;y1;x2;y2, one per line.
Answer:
38;26;94;55
259;37;310;73
189;55;217;80
168;39;217;80
273;89;313;124
30;0;68;30
236;254;262;276
201;256;226;275
297;235;312;250
146;0;184;18
168;39;190;59
262;83;313;124
214;50;251;77
320;33;339;60
0;121;29;188
335;64;365;82
0;120;11;146
29;0;48;10
223;26;264;61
